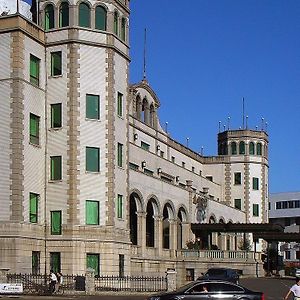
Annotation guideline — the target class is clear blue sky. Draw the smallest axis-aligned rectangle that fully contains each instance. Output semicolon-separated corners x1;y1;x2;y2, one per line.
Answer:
130;0;300;194
22;0;299;193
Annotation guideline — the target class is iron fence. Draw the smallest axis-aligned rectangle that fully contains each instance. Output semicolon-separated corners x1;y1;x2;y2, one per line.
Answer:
95;275;167;292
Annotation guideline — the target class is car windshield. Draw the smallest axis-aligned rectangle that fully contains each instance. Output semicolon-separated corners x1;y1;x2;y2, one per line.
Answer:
176;282;198;293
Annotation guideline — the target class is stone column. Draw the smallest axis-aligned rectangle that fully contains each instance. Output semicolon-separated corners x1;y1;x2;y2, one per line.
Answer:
154;216;163;256
166;269;177;291
85;269;95;295
169;219;177;256
144;106;150;125
181;222;190;248
137;212;146;255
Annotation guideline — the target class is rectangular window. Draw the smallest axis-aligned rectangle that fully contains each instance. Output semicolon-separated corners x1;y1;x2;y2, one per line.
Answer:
117;92;123;117
51;51;62;76
253;177;259;190
160;151;164;158
30;113;40;145
117;194;123;219
51;211;62;235
285;251;291;260
87;254;99;276
206;176;213;182
29;193;39;223
192;166;195;173
253;204;259;217
234;172;241;185
51;103;62;128
86;94;100;120
32;251;40;275
182;162;185;168
117;143;123;167
171;156;175;163
186;268;195;281
141;141;150;151
86;147;100;172
234;198;242;210
50;252;61;273
86;200;99;225
30;54;40;86
119;254;124;277
50;156;62;180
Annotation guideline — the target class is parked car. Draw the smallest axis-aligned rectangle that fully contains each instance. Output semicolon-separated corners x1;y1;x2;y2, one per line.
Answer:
296;268;300;278
147;280;264;300
197;267;241;284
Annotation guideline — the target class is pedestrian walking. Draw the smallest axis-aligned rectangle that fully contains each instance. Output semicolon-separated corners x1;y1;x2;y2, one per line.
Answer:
55;272;63;293
284;277;300;300
49;270;57;294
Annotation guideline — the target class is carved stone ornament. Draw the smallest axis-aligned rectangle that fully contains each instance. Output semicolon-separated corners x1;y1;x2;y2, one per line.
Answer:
193;194;208;223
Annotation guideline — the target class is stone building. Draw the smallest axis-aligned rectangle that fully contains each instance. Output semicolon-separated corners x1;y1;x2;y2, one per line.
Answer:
0;0;269;280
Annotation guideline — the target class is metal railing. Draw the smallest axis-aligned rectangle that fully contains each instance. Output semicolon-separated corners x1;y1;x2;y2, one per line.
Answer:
94;275;167;292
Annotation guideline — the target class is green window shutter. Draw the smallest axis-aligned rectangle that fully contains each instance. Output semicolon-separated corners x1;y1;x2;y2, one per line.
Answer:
253;177;259;190
117;92;123;117
234;199;241;210
59;2;69;27
121;18;126;41
117;143;123;167
30;113;39;145
141;141;150;151
50;156;62;180
51;103;62;128
79;3;90;28
51;211;62;235
231;142;237;155
87;254;99;276
51;52;62;76
234;172;241;185
29;193;38;223
86;147;100;172
249;142;255;155
114;12;118;35
86;94;100;119
30;55;40;86
239;141;245;154
45;4;54;31
117;195;123;218
86;200;99;225
95;6;107;30
253;204;259;217
50;252;61;273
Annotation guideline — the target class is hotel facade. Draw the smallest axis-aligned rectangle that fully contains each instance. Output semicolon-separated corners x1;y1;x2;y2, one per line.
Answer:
0;0;269;282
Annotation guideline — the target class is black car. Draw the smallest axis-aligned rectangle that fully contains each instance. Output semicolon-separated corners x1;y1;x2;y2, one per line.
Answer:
197;267;241;284
147;280;264;300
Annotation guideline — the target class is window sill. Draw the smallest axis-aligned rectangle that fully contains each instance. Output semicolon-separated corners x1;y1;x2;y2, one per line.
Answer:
29;142;41;148
85;171;100;174
85;118;101;122
49;127;63;131
49;180;63;183
49;74;63;79
117;115;124;120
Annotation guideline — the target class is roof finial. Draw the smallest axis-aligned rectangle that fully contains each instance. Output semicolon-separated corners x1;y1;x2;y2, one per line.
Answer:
143;28;147;80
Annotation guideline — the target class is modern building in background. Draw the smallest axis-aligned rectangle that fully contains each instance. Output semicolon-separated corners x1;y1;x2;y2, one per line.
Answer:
0;0;269;281
269;192;300;262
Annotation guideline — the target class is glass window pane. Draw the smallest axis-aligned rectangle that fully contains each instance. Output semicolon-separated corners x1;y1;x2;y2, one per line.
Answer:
30;193;38;223
30;113;39;145
234;199;241;210
117;195;123;218
117;92;123;117
114;12;118;35
234;172;241;185
86;200;99;225
45;4;54;31
79;3;90;28
239;141;245;154
121;18;126;41
95;6;106;30
51;103;62;128
257;143;262;155
86;147;100;172
231;142;237;155
249;142;255;155
30;55;40;86
117;143;123;167
51;211;62;235
50;156;62;180
50;252;61;273
59;2;69;27
86;94;100;119
87;254;99;276
51;52;62;76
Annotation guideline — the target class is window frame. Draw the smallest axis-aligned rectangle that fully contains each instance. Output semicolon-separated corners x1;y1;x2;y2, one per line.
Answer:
231;142;237;155
86;94;100;120
59;2;69;28
51;210;62;235
29;113;40;145
86;253;100;276
79;2;91;28
86;200;99;225
29;192;39;223
30;54;40;86
50;156;62;181
234;198;242;210
121;17;126;41
117;143;123;168
253;177;259;190
51;51;62;76
86;147;100;172
253;204;259;217
95;5;107;31
140;141;150;151
234;172;242;185
114;11;119;35
45;4;55;31
51;103;62;128
117;194;123;219
117;92;123;117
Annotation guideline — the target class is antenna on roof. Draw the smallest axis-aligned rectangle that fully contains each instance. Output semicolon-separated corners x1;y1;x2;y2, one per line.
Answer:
242;97;245;129
143;28;147;80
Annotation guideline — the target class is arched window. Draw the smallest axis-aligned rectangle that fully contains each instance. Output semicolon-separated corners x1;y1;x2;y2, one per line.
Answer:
231;142;237;155
95;5;107;31
45;4;54;31
146;201;155;247
59;2;69;28
121;17;126;41
129;194;138;245
239;141;245;154
177;208;187;250
114;11;119;35
79;2;90;28
249;142;255;155
257;142;262;155
150;104;155;127
162;205;170;249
